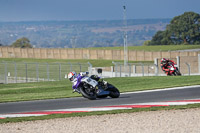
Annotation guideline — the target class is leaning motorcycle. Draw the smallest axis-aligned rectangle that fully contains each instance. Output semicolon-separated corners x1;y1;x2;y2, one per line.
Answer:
167;62;181;76
72;74;120;100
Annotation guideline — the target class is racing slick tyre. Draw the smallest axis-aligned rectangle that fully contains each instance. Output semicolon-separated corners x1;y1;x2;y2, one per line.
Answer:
80;87;97;100
176;71;182;76
107;83;120;98
97;95;108;98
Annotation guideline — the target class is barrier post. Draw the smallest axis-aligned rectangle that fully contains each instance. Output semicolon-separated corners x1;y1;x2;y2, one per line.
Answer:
4;62;7;84
14;62;17;83
154;58;159;76
25;63;28;82
59;63;61;81
198;54;200;73
176;56;180;69
36;63;39;82
88;62;93;75
47;63;49;81
185;62;191;76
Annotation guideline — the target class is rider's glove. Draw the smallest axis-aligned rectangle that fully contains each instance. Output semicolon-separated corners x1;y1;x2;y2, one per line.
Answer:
99;78;103;82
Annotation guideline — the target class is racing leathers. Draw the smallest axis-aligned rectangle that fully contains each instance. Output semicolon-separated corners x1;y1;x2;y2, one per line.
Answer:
160;59;176;75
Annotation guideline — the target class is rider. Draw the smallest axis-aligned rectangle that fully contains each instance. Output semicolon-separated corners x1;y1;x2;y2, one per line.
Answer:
67;71;87;93
160;58;176;76
67;71;107;93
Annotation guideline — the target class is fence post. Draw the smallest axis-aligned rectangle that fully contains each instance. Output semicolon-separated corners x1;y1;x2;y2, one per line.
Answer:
4;62;7;84
25;63;28;82
47;63;49;81
129;64;131;77
68;62;72;72
59;63;61;81
133;65;136;74
154;58;159;76
14;62;17;83
154;64;159;76
112;61;117;77
36;63;39;82
141;63;144;76
119;65;122;77
176;56;180;70
88;62;93;75
185;62;191;76
198;54;200;73
79;63;82;72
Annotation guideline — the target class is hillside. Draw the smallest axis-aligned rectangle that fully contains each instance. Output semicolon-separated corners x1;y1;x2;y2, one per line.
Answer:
0;19;170;48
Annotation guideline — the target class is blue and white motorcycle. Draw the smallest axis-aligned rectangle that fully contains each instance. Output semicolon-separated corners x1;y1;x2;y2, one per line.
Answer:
67;72;120;100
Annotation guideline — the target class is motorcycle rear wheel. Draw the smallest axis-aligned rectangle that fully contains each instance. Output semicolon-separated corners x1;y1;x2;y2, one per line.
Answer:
107;84;120;98
175;71;182;76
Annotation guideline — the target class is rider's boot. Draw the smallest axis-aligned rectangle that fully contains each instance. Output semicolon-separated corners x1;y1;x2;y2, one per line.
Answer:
73;89;80;93
103;80;107;86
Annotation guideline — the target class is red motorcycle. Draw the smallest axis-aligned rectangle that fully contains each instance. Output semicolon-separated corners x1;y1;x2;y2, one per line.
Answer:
167;62;181;76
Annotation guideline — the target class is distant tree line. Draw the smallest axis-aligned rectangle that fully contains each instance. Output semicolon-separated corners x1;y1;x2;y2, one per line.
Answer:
0;19;170;48
145;12;200;45
10;37;33;48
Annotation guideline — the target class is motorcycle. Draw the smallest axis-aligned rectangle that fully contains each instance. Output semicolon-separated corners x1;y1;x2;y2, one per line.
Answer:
69;73;120;100
167;62;182;76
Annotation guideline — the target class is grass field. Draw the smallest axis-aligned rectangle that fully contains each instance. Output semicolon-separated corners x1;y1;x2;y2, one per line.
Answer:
1;75;200;103
88;45;200;51
0;58;153;67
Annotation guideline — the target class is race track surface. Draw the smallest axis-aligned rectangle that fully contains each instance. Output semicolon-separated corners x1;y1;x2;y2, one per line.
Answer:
1;85;200;114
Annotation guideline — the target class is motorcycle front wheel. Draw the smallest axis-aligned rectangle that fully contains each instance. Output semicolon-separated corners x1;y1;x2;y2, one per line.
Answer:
80;87;97;100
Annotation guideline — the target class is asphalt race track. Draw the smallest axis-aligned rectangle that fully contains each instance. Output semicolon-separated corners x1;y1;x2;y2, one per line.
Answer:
1;85;200;114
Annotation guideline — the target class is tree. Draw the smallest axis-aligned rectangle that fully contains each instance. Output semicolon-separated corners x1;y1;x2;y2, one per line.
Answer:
11;37;33;48
149;31;165;45
150;12;200;45
143;40;151;46
0;40;3;46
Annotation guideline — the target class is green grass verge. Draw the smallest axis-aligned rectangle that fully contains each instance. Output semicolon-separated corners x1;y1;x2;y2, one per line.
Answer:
88;45;200;51
1;103;200;124
0;75;200;124
0;58;152;67
0;75;200;103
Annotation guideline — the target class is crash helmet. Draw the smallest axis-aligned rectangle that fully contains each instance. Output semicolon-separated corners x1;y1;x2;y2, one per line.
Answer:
68;71;77;81
161;58;167;65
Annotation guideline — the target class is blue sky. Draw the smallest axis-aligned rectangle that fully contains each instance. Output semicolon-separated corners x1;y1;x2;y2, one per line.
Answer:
0;0;200;21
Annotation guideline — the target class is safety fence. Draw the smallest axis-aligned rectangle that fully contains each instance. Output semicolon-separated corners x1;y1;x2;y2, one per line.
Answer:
0;61;90;84
91;61;195;78
0;59;197;84
90;62;158;78
112;62;157;77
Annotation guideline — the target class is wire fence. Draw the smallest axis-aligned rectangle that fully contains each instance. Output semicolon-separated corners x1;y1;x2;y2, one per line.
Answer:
111;62;194;77
91;61;193;78
0;60;195;84
112;62;158;77
0;61;91;84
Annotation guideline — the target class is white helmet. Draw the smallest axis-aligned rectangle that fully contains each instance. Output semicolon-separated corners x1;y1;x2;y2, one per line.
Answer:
68;71;77;81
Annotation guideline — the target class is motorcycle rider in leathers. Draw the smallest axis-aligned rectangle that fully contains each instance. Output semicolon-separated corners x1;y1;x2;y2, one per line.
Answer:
67;71;107;93
160;58;176;76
